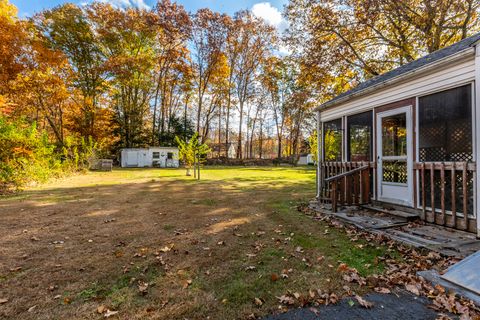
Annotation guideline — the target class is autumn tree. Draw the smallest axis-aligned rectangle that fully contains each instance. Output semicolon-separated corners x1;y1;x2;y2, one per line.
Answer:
190;9;230;139
151;0;192;145
11;38;73;146
232;10;275;158
87;3;157;148
36;4;108;140
285;0;480;98
261;56;293;158
0;0;27;100
223;17;240;153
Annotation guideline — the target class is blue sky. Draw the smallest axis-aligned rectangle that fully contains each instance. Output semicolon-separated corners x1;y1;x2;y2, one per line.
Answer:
11;0;289;19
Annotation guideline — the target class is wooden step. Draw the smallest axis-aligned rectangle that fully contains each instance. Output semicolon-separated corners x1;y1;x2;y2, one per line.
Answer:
361;204;420;220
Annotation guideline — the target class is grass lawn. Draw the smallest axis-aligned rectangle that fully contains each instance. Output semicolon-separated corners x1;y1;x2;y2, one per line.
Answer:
0;167;398;319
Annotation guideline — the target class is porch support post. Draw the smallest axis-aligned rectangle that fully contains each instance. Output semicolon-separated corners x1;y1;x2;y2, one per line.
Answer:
317;110;324;200
475;44;480;237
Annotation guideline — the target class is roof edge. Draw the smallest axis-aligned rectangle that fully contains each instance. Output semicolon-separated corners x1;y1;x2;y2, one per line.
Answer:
316;46;475;112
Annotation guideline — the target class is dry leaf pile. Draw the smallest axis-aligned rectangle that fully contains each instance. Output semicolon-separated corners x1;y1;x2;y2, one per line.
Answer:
284;205;480;320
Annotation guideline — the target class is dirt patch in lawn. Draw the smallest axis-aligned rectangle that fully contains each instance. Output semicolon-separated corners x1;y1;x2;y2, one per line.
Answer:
0;167;396;320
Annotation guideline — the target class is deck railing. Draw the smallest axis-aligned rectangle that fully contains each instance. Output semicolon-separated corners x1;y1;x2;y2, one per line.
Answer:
414;161;476;232
319;161;375;211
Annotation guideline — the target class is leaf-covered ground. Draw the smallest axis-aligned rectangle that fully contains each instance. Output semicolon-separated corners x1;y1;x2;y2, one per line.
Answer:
0;167;477;319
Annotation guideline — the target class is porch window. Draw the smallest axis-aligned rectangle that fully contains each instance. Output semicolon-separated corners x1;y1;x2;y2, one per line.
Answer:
418;84;473;215
418;84;472;162
347;111;372;161
323;119;342;161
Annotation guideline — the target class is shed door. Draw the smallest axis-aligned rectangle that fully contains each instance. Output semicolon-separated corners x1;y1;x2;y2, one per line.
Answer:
126;151;139;167
376;106;413;206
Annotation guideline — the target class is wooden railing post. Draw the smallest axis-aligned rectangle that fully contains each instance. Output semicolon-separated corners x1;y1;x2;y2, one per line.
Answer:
331;181;338;212
429;163;435;223
440;162;446;225
462;162;468;230
451;162;456;229
421;162;426;220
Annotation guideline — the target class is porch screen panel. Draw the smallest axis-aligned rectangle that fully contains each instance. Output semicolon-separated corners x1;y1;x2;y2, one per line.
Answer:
418;84;473;215
323;119;342;161
347;111;372;161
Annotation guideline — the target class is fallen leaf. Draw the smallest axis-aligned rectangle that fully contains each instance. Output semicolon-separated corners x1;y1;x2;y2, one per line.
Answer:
104;309;118;318
277;295;295;305
30;236;40;241
337;263;349;272
138;281;148;295
270;273;279;282
97;305;107;314
182;279;192;289
245;266;256;271
160;244;174;252
254;297;263;306
405;284;420;296
0;298;8;304
374;287;391;294
28;305;37;312
435;284;446;294
355;295;374;308
309;307;320;315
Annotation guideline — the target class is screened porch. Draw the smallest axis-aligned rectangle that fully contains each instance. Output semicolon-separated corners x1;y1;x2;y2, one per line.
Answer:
318;84;477;233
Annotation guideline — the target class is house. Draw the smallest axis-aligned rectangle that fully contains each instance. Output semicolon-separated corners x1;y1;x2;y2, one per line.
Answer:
121;147;179;168
298;153;315;165
208;142;236;159
316;33;480;237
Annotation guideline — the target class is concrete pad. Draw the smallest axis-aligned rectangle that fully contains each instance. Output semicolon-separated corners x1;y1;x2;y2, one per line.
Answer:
418;269;480;306
441;250;480;295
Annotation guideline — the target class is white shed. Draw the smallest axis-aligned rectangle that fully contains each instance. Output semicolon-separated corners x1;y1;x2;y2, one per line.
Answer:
121;147;179;168
298;154;315;165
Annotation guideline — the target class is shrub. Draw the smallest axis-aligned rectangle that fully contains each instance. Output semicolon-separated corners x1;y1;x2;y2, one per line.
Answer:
0;116;99;193
0;117;60;192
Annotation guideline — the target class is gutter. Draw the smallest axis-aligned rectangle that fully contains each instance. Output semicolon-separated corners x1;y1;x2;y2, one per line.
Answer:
315;47;476;112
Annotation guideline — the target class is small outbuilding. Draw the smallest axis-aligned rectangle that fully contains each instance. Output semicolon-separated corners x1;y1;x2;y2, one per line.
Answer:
120;147;179;168
298;154;315;165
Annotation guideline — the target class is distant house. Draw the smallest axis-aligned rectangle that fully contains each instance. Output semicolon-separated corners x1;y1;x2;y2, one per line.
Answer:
208;143;236;158
298;153;315;165
121;147;179;168
316;33;480;236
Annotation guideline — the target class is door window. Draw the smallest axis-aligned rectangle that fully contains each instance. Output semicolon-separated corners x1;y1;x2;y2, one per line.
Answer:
381;113;407;184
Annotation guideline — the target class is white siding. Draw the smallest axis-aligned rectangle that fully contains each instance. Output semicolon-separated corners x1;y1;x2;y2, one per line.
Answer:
320;55;476;121
121;148;179;168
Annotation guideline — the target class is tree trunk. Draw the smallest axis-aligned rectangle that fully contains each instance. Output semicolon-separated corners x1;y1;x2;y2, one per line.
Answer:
259;120;263;159
237;100;244;159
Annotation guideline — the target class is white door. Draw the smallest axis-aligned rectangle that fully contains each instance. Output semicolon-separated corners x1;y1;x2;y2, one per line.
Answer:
126;151;139;167
376;106;413;206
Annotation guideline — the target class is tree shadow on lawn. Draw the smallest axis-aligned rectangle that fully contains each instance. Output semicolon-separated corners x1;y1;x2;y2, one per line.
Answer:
0;170;397;320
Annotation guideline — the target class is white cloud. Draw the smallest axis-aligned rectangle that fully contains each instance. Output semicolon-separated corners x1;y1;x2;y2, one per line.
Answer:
251;2;288;32
98;0;150;10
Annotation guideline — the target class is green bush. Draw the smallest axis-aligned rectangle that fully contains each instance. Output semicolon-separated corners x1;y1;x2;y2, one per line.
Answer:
0;116;99;193
0;117;60;192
